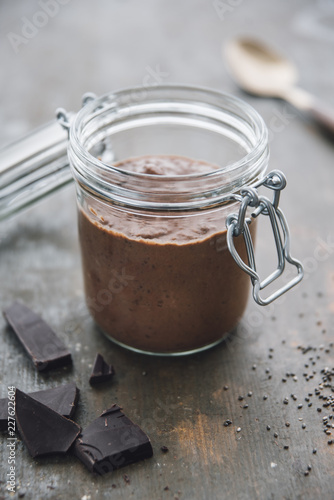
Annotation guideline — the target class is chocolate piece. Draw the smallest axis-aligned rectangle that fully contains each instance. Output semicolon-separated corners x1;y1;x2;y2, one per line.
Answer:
0;383;79;431
73;404;153;475
15;389;81;457
0;399;10;432
3;302;72;371
89;353;114;385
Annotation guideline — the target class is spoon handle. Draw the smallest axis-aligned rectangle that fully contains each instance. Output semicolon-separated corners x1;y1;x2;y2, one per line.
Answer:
283;87;334;138
307;100;334;138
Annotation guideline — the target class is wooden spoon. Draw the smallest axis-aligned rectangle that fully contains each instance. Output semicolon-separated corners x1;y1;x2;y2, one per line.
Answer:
224;37;334;137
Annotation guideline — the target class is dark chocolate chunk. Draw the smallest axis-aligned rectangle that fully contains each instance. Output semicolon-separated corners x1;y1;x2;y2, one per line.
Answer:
89;353;115;385
0;383;79;431
0;399;9;432
73;404;153;475
29;383;79;419
3;302;72;371
15;389;80;457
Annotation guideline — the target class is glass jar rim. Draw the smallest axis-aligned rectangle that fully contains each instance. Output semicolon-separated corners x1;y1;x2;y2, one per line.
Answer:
68;84;269;210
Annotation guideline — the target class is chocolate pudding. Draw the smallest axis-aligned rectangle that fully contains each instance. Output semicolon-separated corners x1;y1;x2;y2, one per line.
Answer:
78;155;255;354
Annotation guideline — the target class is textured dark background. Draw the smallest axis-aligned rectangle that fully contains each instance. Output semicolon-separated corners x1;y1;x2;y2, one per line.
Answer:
0;1;334;499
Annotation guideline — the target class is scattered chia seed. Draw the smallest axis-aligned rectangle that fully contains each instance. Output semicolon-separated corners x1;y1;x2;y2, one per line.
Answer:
248;391;253;397
243;404;249;409
266;425;271;431
328;440;333;445
282;378;287;383
304;471;309;476
238;395;244;401
223;385;229;391
312;448;317;454
317;408;322;413
274;432;278;438
252;364;257;370
161;446;169;453
284;445;289;450
298;404;303;409
236;427;241;433
283;398;289;405
285;422;290;427
302;423;306;429
263;395;268;401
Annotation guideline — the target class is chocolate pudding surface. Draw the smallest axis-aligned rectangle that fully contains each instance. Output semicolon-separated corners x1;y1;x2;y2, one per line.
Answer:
78;155;254;353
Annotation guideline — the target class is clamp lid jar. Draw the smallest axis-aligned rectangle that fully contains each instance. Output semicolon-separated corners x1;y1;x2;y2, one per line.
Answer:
67;85;303;355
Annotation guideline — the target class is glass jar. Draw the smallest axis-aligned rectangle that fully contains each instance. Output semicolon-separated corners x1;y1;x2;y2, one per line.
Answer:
67;85;303;355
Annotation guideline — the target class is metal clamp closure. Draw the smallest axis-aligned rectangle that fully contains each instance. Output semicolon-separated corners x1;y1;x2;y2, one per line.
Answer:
226;170;303;306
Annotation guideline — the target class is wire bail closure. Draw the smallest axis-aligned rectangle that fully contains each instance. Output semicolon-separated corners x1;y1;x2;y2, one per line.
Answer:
226;170;303;306
56;92;98;135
